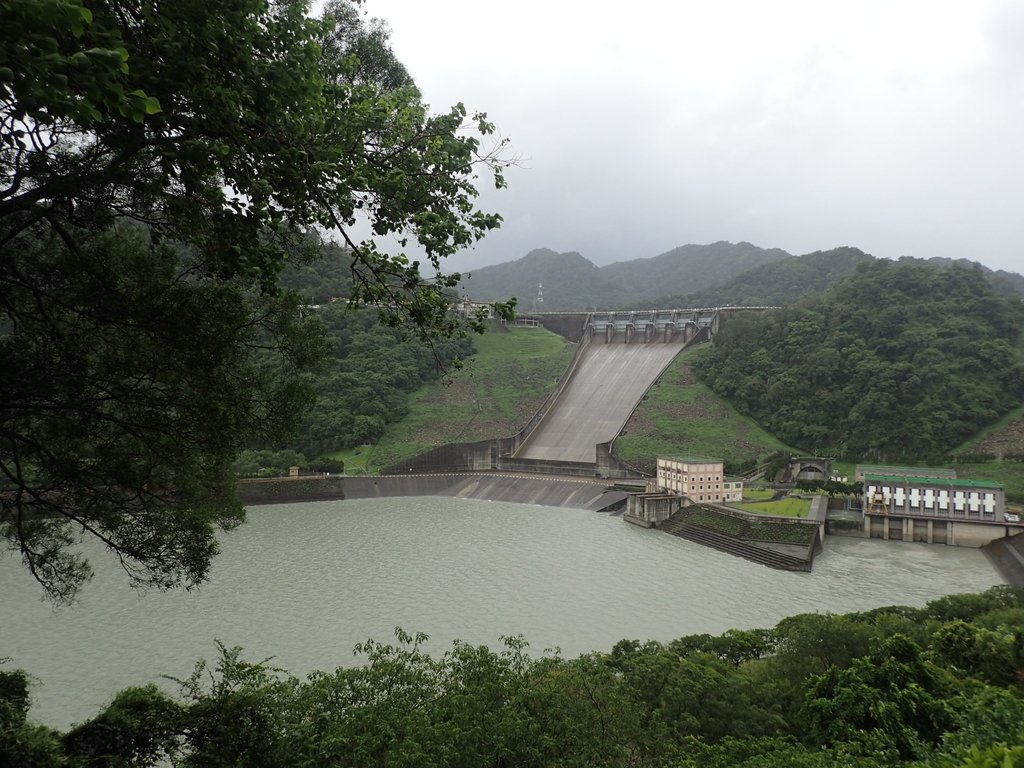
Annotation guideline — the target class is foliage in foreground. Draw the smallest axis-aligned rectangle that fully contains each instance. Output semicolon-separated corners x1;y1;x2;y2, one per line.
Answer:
0;0;510;602
5;587;1024;767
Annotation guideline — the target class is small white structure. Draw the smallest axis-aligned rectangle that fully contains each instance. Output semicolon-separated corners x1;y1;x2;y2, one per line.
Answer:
722;477;744;502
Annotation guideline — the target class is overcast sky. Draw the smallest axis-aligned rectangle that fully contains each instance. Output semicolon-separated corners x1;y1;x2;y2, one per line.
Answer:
357;0;1024;276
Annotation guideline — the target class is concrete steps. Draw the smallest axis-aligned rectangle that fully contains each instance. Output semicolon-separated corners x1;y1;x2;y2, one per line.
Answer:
661;513;811;571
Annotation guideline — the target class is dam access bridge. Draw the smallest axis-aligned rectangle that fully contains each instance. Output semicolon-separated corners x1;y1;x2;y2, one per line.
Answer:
384;307;776;478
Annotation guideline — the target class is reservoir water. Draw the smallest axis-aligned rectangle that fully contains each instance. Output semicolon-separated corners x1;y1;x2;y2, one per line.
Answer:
2;496;1002;730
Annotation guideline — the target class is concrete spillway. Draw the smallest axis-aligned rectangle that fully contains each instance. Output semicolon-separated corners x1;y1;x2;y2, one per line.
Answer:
238;473;629;512
515;338;687;463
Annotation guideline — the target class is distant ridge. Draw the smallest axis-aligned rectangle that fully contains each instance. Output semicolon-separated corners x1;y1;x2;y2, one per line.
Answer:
599;241;792;305
643;246;874;308
459;241;792;310
459;248;611;312
459;243;1024;310
923;257;1024;297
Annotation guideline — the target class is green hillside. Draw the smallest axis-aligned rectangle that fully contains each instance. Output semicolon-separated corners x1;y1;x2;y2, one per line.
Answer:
695;259;1024;463
613;344;796;474
600;240;792;305
642;246;873;308
345;326;573;472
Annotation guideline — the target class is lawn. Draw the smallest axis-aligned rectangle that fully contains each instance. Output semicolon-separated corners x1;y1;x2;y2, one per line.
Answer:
742;488;776;502
328;444;375;475
735;497;811;518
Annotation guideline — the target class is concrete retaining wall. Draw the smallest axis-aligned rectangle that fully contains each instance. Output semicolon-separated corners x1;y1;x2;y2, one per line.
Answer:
862;513;1019;548
497;457;597;477
238;473;626;511
982;533;1024;586
237;475;348;504
597;441;645;480
529;313;590;342
381;437;515;475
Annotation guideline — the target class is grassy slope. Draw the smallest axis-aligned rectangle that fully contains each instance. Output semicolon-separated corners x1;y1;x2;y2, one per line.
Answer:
613;344;797;473
952;401;1024;504
351;327;574;472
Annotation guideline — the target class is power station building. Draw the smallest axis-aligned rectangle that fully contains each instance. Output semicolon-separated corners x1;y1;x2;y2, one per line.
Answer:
855;464;957;483
863;473;1005;520
860;468;1011;545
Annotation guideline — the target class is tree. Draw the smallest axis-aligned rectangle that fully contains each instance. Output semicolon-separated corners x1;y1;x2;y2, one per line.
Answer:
695;259;1024;461
0;667;63;767
800;635;951;759
61;684;183;766
1;0;512;601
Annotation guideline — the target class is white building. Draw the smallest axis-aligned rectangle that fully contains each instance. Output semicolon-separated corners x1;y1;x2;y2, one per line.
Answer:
863;473;1005;521
656;456;742;504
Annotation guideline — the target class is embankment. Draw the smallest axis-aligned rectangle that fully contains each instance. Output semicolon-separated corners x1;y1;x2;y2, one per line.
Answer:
237;473;628;512
659;505;820;571
982;532;1024;586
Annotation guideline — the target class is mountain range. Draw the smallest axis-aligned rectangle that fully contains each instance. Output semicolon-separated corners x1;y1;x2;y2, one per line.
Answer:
458;242;1024;311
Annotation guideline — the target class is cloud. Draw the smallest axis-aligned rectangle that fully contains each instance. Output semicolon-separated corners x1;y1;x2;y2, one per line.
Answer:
359;0;1024;275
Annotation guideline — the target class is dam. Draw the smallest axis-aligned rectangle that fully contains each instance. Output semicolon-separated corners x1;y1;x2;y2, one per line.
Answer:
383;308;732;476
514;338;687;463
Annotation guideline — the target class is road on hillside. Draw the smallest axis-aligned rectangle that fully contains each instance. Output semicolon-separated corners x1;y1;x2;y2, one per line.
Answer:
515;339;686;463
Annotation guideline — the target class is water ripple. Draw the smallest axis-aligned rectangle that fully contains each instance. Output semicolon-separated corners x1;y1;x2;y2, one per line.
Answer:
0;496;1001;729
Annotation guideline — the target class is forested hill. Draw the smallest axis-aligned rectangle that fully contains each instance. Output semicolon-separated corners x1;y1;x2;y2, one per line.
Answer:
640;246;874;308
599;241;792;305
660;250;1024;308
925;256;1024;296
694;259;1024;462
460;242;1024;310
460;248;612;311
458;241;792;310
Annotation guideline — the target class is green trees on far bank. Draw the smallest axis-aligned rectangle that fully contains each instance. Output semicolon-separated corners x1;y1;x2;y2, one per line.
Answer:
695;259;1024;463
5;586;1024;767
285;301;475;457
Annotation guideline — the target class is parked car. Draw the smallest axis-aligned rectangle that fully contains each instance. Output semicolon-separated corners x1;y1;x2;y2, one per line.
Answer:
1004;513;1021;523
